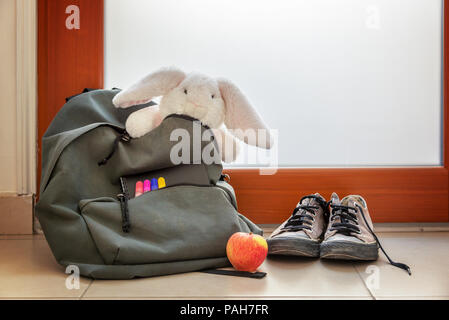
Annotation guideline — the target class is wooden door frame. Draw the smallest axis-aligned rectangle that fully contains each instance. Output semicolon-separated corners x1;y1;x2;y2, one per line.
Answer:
38;0;104;198
38;0;449;224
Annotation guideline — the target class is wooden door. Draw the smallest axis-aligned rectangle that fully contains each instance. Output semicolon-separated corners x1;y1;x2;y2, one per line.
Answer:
37;0;103;195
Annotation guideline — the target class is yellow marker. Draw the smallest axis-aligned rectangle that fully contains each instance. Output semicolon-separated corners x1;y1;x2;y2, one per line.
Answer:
158;177;166;189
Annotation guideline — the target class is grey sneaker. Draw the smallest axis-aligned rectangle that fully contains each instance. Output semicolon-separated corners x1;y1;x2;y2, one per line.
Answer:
267;194;328;257
321;193;411;275
321;193;378;260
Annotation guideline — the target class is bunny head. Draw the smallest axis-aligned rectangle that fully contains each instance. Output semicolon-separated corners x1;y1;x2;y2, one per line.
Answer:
113;66;273;150
158;73;226;129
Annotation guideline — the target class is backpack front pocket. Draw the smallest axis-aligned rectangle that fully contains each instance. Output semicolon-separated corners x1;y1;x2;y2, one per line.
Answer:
79;186;254;265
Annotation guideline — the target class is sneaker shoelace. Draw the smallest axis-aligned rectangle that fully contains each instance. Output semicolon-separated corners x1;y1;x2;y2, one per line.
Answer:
329;204;361;235
330;203;412;275
281;195;328;232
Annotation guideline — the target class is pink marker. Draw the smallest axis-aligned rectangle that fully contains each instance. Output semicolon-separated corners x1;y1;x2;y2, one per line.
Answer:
135;181;144;197
143;179;151;193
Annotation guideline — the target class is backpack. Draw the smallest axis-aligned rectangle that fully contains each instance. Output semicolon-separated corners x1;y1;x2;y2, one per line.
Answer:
36;89;262;280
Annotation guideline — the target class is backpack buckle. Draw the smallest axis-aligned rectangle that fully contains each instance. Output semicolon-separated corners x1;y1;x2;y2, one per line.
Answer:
121;132;131;142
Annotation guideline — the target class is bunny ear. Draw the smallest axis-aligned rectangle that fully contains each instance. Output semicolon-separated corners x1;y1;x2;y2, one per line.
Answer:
113;67;186;108
218;78;273;149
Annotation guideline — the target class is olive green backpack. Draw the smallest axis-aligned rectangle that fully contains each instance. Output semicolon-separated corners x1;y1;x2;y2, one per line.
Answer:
36;89;262;280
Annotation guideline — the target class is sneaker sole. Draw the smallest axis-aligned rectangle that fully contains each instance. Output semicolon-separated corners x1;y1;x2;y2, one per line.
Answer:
320;241;379;261
267;237;321;258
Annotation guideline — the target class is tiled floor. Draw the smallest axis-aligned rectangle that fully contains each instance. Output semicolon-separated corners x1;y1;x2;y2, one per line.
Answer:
0;231;448;300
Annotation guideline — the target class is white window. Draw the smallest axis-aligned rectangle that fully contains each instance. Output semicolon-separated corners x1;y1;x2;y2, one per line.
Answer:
105;0;443;167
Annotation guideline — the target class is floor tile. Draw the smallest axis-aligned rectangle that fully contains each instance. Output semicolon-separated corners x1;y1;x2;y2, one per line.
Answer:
84;257;370;299
376;296;449;300
1;232;448;300
354;232;449;299
82;296;374;300
0;239;91;299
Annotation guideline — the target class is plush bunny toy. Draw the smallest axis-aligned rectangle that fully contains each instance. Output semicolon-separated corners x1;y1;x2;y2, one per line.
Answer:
112;67;273;162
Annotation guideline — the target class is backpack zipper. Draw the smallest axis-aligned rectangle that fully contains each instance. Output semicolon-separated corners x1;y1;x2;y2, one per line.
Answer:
117;193;131;233
98;130;131;166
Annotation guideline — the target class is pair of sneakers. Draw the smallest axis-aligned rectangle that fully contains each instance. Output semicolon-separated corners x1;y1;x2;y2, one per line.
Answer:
267;193;411;275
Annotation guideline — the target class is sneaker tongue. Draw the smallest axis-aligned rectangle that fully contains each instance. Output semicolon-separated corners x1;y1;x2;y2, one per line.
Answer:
330;192;340;205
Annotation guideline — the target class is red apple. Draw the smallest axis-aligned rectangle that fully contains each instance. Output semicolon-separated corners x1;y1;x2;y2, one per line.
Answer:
226;232;268;272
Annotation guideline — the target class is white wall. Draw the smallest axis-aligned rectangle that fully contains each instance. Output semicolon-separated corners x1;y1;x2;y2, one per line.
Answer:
0;0;17;192
105;0;443;167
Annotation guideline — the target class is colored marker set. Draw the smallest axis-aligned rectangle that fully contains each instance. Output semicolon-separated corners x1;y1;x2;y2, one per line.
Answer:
135;177;166;197
120;165;211;200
